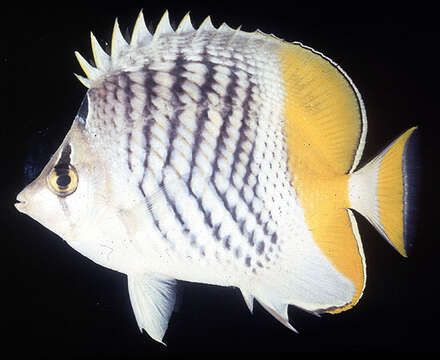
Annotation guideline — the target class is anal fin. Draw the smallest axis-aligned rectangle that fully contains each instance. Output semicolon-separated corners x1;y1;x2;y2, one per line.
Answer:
257;297;298;333
240;289;254;313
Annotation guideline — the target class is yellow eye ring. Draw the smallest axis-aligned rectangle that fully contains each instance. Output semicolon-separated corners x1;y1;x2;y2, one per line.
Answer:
47;165;78;197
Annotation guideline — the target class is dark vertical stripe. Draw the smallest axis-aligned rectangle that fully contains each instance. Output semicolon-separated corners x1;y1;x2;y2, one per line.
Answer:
183;46;223;239
228;83;251;185
159;54;192;235
209;60;274;249
163;55;186;167
136;68;174;243
123;73;135;172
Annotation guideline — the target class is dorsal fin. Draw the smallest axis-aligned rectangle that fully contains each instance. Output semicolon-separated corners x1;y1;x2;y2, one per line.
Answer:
74;51;101;80
74;11;279;90
131;10;152;47
111;18;129;60
90;32;110;71
198;16;216;32
73;73;90;88
152;10;173;43
218;22;234;33
176;12;194;33
280;42;367;176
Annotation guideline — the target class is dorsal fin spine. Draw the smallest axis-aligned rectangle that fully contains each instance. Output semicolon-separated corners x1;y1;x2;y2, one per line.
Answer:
74;11;262;88
74;73;91;88
176;12;193;33
151;10;173;44
90;32;110;70
111;18;129;60
193;15;216;44
74;51;100;80
218;22;233;33
198;16;216;33
131;10;152;47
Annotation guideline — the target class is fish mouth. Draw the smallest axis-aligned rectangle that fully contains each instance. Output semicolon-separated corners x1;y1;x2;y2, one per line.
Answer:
15;192;27;213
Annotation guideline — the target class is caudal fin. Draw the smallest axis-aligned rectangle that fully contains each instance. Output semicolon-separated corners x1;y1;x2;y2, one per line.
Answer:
348;127;419;257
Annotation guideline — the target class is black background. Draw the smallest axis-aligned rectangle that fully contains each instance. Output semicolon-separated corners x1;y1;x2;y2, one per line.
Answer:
2;0;439;355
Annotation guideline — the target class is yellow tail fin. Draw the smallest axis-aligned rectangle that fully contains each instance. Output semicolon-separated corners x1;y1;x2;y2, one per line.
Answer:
348;127;419;257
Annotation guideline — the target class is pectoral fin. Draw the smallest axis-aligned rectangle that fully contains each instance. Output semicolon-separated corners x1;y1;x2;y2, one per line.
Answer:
127;273;177;345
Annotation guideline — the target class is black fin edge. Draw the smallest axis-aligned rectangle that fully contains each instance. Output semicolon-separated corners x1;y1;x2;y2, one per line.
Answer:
402;127;420;256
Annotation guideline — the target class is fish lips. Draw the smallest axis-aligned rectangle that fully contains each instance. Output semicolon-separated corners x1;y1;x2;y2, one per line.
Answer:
15;191;28;214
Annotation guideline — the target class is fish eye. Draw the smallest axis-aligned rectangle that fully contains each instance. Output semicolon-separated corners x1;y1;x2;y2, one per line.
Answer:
47;165;78;197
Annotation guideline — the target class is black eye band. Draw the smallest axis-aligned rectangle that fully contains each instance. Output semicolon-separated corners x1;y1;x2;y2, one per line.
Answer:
55;144;72;172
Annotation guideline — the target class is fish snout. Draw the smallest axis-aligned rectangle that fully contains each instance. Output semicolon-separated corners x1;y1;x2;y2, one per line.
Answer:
15;190;28;213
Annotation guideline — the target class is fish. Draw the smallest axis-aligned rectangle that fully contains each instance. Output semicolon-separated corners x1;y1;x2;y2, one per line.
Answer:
15;10;418;344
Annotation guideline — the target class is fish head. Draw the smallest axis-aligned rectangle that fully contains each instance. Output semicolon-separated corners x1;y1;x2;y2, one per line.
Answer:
15;94;119;264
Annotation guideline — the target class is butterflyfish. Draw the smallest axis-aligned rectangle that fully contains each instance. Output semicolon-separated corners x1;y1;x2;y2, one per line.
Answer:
15;11;418;344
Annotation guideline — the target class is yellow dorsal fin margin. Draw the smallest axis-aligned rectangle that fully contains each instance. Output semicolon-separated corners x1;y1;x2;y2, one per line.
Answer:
280;42;366;176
